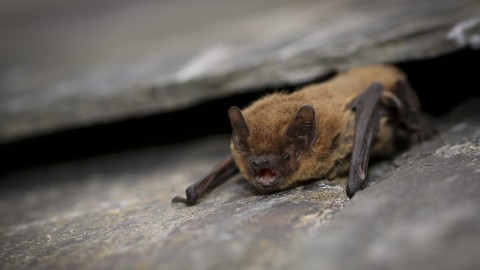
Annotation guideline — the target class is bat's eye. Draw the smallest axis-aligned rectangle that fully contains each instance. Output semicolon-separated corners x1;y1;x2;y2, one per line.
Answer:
284;153;290;160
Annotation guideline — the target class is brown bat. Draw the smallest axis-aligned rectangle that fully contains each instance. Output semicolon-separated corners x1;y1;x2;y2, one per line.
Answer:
172;65;435;205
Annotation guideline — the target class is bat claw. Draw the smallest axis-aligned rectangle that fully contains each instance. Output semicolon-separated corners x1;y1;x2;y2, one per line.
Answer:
409;128;438;144
346;184;357;199
171;196;190;206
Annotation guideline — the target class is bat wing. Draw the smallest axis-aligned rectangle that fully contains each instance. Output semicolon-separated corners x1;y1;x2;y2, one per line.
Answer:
346;78;437;198
171;156;239;206
346;82;385;198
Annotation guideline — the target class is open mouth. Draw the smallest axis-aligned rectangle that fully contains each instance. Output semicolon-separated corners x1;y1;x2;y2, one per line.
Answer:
254;168;279;189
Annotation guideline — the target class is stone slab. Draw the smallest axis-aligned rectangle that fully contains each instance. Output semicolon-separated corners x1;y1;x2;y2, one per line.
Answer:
1;0;480;143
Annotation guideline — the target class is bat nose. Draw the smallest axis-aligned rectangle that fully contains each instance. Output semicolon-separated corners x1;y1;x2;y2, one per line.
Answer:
250;159;270;169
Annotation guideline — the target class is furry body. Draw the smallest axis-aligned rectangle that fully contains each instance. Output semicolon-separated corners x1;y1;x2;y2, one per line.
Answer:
172;64;431;205
231;65;408;191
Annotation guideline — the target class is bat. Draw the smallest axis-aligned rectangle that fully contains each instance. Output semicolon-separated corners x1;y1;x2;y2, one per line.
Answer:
172;65;436;206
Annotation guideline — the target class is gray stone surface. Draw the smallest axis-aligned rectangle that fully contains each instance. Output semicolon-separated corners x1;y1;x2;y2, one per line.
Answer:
1;0;480;143
1;98;479;269
0;134;348;269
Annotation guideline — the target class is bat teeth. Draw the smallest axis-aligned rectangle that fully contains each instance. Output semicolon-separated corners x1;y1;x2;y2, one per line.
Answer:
254;168;279;188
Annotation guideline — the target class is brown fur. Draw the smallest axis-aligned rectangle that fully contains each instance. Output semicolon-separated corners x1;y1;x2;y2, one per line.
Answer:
230;64;407;190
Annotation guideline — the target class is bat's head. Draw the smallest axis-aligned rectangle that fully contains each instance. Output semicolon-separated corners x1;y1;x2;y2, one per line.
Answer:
228;106;317;191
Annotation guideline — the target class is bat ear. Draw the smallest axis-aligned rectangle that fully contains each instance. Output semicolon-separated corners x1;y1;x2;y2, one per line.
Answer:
285;106;318;151
228;106;250;151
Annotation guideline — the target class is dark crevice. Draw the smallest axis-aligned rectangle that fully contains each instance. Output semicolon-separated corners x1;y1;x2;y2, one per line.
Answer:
397;49;480;115
1;49;478;176
0;71;335;175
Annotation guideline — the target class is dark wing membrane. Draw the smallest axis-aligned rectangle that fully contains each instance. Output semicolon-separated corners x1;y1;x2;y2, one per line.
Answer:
172;156;239;206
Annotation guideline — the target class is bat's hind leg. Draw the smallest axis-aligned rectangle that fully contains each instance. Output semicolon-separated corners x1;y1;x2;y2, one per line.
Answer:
393;77;437;144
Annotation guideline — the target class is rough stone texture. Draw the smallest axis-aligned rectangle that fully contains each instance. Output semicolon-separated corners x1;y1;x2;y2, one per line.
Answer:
0;134;349;270
1;97;479;269
1;0;480;143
